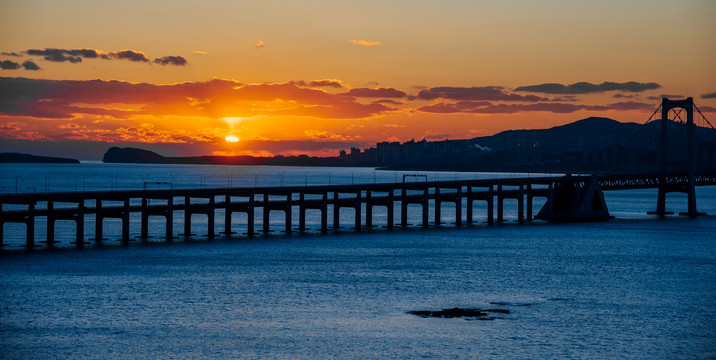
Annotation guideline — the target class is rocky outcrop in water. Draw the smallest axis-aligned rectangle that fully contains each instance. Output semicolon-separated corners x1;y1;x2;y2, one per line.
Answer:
409;307;510;320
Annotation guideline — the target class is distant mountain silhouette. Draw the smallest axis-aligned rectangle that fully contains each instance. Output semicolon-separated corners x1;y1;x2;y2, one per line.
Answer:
0;152;80;163
102;117;716;172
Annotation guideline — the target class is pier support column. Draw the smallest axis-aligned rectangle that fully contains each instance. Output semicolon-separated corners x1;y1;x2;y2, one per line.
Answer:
456;187;462;226
434;188;441;226
333;192;340;229
518;185;525;223
208;196;215;238
247;195;255;236
165;197;173;241
401;188;408;226
26;203;36;250
466;186;473;224
354;191;361;231
321;192;328;232
299;193;306;232
366;191;372;228
94;200;103;242
285;193;292;234
76;201;84;248
184;196;192;236
387;191;394;228
224;195;232;235
422;187;429;227
122;198;130;243
547;183;555;219
526;184;533;221
46;201;55;247
487;186;494;224
263;194;270;234
497;185;504;222
140;197;149;239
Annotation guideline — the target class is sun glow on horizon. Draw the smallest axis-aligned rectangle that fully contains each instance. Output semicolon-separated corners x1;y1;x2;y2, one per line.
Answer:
225;135;239;143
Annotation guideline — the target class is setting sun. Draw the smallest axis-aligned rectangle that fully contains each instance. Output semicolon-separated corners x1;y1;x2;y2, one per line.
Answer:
225;135;239;143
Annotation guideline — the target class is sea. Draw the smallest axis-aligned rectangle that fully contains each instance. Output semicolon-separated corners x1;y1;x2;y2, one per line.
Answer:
1;163;714;359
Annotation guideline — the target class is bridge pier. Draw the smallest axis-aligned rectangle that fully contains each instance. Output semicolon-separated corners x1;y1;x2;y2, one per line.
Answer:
526;184;533;221
247;195;255;236
487;185;494;224
25;203;36;250
285;193;292;234
434;188;441;226
401;189;408;226
208;196;215;238
321;192;328;232
165;198;174;241
496;185;503;222
456;187;462;226
518;185;525;223
93;200;104;243
224;195;233;235
45;201;55;247
354;191;361;231
122;198;130;243
366;191;373;228
422;187;429;227
387;191;395;228
140;197;149;239
333;192;340;230
75;202;84;248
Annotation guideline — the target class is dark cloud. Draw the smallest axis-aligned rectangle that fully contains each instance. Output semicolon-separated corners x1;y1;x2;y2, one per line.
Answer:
417;86;547;102
23;48;170;64
1;52;23;57
309;80;344;88
514;81;661;94
613;94;636;99
22;61;40;70
417;101;654;114
106;50;149;62
373;99;403;105
1;60;21;70
345;87;407;98
700;92;716;99
153;56;187;66
26;48;83;63
646;94;684;101
698;106;716;112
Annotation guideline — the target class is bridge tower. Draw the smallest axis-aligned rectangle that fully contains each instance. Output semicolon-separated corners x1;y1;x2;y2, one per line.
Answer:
654;97;699;217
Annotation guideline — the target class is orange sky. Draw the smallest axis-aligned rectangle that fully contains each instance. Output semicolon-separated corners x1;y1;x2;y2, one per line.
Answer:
1;0;715;157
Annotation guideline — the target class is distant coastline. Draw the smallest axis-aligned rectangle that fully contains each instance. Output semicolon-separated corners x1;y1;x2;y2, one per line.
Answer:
0;152;80;164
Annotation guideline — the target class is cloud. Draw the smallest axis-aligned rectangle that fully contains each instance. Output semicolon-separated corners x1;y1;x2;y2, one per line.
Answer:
1;60;21;70
193;50;208;55
417;86;547;102
350;40;381;46
0;60;40;70
106;49;149;62
514;81;661;94
0;77;396;120
22;61;40;70
23;48;187;65
646;94;684;101
1;52;23;57
700;92;716;99
373;99;403;105
309;79;344;88
345;87;407;98
417;101;654;114
613;94;636;99
256;40;265;48
153;55;187;66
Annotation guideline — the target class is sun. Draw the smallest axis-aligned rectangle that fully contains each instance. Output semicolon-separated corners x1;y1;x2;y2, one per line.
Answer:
225;135;239;143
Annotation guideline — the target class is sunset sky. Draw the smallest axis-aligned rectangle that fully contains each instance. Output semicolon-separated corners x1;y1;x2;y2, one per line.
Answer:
1;0;715;158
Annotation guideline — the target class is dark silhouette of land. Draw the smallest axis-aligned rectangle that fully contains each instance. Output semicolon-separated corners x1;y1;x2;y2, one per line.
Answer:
103;117;716;173
0;152;80;163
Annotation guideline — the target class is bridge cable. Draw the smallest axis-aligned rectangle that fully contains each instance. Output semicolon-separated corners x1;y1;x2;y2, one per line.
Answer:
624;103;662;146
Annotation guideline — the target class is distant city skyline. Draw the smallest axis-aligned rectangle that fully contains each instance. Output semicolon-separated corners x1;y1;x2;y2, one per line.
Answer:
1;0;715;157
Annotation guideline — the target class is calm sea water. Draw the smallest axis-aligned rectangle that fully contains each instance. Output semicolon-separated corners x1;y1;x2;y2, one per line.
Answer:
1;164;715;359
